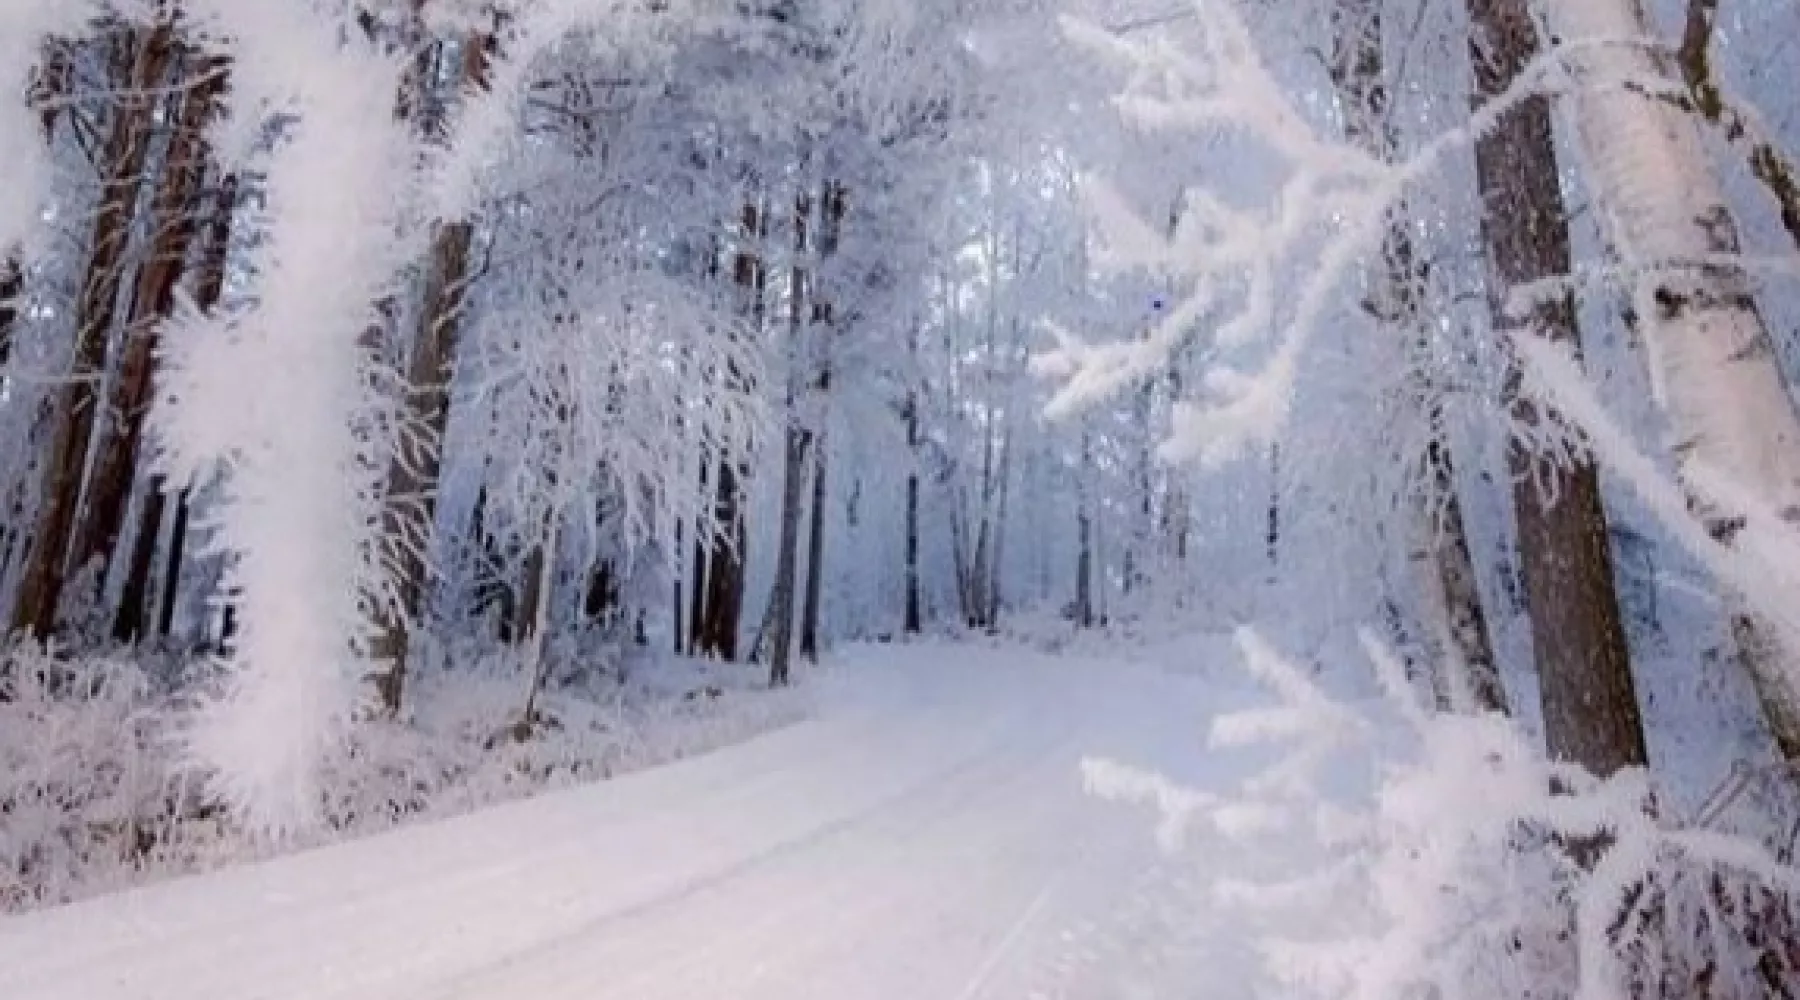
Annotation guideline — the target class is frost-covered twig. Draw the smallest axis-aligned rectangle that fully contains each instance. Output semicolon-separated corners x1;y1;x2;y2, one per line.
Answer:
1039;3;1604;471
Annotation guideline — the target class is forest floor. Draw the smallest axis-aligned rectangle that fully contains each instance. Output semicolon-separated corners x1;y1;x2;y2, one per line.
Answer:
0;637;1259;999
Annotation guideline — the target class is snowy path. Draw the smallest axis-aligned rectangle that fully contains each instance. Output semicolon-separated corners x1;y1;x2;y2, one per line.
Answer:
1;643;1228;1000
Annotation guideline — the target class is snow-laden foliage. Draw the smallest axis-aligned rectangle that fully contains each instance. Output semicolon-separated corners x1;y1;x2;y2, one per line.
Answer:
1086;628;1800;999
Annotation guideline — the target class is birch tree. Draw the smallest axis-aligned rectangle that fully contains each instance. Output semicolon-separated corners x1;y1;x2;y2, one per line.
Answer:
1551;0;1800;759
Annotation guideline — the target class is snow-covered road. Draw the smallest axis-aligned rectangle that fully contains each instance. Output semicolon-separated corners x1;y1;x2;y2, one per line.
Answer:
1;643;1229;1000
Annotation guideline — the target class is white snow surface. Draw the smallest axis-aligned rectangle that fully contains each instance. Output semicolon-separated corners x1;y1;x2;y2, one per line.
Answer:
0;642;1235;1000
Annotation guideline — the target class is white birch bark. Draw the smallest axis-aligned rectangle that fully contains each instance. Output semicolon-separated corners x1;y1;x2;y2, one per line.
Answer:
1553;0;1800;756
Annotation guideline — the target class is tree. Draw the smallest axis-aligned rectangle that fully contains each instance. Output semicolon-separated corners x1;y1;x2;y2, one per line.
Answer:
1327;0;1506;713
1551;0;1800;760
799;180;846;663
368;28;495;717
11;18;175;639
1466;0;1648;772
764;184;815;685
71;53;229;639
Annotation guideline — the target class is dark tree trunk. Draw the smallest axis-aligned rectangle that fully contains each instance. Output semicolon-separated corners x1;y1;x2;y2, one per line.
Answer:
76;55;228;628
1265;443;1280;571
118;166;238;643
114;486;167;644
514;541;548;649
465;481;515;642
0;257;21;375
11;20;176;639
764;185;815;683
1466;0;1648;771
904;386;922;635
1414;443;1511;715
671;517;686;654
697;459;744;660
687;464;708;654
695;201;765;662
367;32;493;716
799;447;827;662
1074;429;1094;628
155;487;190;638
583;558;618;625
766;425;809;686
796;181;844;662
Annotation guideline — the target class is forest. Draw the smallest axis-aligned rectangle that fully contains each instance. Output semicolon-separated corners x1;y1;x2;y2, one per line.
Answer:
3;0;1800;997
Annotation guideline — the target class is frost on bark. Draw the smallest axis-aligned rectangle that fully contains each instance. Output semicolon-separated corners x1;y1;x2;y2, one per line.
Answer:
1466;0;1647;774
1552;0;1800;759
368;31;494;716
11;20;175;639
1328;0;1506;714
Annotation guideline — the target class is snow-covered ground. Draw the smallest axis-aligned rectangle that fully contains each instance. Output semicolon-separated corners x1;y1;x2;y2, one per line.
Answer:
0;640;1246;1000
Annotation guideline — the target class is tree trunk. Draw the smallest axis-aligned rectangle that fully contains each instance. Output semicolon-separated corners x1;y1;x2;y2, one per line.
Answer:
797;181;844;662
765;184;815;684
1075;427;1095;628
683;462;706;653
904;385;922;635
465;480;514;641
1328;0;1507;713
1466;0;1647;771
799;447;827;662
766;424;808;686
155;486;190;638
1409;444;1511;715
697;458;744;660
11;20;176;639
671;517;686;654
75;55;228;630
0;257;20;376
367;32;492;716
516;503;562;721
137;172;236;643
696;201;765;662
1552;0;1800;759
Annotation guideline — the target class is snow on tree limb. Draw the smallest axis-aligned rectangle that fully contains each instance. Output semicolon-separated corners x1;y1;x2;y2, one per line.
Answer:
160;0;415;834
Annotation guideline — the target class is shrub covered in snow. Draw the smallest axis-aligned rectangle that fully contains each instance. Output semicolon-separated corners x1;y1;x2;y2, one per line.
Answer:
1085;627;1800;999
0;642;805;913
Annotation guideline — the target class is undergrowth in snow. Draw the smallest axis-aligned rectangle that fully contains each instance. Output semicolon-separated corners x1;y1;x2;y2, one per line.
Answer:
0;642;806;913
